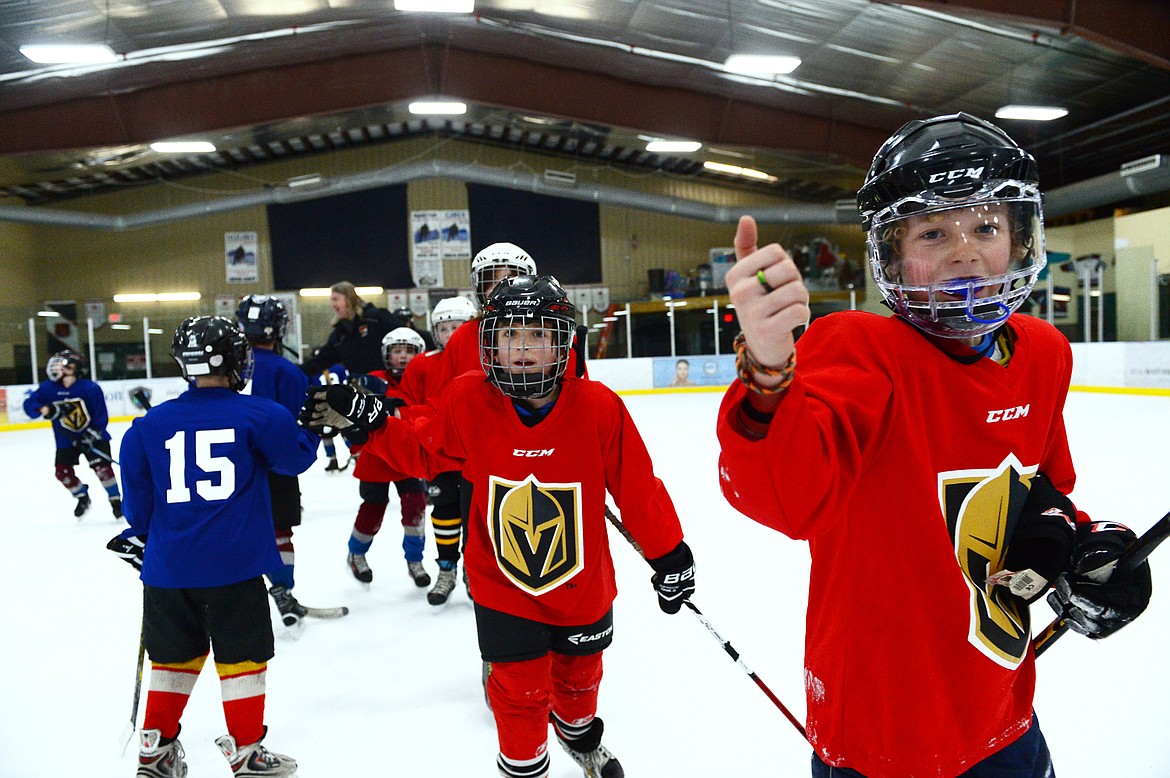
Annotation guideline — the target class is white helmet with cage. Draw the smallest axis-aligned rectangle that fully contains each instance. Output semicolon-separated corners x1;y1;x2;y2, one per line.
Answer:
470;243;537;307
431;295;478;325
857;112;1045;340
381;327;426;377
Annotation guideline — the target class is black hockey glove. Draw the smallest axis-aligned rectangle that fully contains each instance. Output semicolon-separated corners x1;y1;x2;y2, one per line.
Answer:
73;427;104;456
648;541;695;614
1050;521;1153;639
991;472;1077;603
298;385;391;434
42;399;69;421
107;534;145;571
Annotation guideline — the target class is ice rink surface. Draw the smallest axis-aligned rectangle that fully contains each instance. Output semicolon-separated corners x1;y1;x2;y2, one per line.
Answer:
1;389;1169;777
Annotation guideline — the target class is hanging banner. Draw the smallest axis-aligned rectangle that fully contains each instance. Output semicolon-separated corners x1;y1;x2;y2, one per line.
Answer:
438;209;472;261
411;211;444;289
411;209;471;288
225;232;259;284
591;286;610;313
386;289;409;313
409;291;430;318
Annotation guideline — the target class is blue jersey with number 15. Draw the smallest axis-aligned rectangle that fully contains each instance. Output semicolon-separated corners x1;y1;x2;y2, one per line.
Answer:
118;386;319;588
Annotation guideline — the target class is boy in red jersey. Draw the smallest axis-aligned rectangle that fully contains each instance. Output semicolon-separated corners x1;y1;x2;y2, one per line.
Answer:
344;327;431;589
302;275;695;778
717;113;1152;777
400;295;478;604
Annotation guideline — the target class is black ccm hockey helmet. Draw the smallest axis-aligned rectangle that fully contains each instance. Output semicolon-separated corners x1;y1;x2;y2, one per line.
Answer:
479;275;576;399
46;349;87;381
172;315;253;391
236;294;289;343
857;112;1046;339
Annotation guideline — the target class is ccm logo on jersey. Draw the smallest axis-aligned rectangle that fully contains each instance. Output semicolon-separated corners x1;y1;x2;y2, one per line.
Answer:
986;404;1029;423
929;166;985;184
513;448;555;457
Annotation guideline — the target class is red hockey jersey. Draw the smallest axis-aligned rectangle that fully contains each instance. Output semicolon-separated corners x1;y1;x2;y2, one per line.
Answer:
717;311;1081;778
360;373;683;625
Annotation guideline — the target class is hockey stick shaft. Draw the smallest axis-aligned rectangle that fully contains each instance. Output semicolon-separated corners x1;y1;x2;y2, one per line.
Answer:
1032;510;1170;657
603;506;808;741
120;613;147;753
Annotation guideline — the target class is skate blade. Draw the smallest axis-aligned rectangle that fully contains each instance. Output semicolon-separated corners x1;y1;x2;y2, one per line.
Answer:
281;618;306;640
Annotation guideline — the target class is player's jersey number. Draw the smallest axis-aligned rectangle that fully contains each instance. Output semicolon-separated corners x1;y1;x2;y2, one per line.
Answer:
164;429;236;503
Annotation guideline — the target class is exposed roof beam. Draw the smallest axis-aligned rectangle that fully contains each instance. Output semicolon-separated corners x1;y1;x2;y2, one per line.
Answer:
0;45;891;167
881;0;1170;70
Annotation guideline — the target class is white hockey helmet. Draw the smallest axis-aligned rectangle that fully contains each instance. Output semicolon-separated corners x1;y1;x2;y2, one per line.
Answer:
470;243;537;307
381;327;426;377
431;295;478;324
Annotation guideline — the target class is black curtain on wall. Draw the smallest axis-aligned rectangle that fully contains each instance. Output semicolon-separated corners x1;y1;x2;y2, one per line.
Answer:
466;184;601;284
268;184;411;290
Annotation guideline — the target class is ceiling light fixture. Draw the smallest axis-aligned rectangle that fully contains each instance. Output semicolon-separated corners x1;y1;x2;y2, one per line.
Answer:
645;140;703;153
703;160;778;183
150;141;216;153
114;292;202;303
994;105;1068;121
394;0;473;11
723;54;801;75
36;310;60;317
19;44;117;64
408;101;468;115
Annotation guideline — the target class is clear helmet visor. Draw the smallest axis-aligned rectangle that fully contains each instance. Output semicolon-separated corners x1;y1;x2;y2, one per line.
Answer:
866;180;1046;339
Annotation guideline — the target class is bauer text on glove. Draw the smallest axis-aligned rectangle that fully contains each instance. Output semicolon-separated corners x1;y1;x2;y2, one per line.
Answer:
649;541;696;614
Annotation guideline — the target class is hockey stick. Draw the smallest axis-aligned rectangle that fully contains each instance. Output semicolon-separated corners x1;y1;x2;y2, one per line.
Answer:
119;613;147;753
1032;510;1170;657
603;506;808;741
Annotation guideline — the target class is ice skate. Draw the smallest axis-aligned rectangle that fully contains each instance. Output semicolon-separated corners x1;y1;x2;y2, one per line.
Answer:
347;552;373;585
407;560;431;587
110;497;124;519
323;457;341;473
73;492;91;519
215;730;297;777
269;584;308;630
428;563;457;605
137;728;187;778
555;717;625;778
463;564;472;600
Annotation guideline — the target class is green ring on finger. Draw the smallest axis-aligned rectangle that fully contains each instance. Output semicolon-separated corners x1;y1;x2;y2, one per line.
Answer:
756;269;774;293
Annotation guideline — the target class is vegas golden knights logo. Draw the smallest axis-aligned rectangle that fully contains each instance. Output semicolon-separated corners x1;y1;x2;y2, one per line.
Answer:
56;398;92;433
487;475;583;595
939;454;1036;668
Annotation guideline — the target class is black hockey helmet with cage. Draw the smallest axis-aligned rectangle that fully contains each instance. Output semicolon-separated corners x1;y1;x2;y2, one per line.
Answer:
856;113;1046;339
236;294;289;343
172;315;253;391
479;275;576;399
46;349;86;381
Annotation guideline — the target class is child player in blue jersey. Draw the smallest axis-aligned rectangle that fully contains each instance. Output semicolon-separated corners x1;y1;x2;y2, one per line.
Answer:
24;349;123;519
237;294;348;633
107;315;318;778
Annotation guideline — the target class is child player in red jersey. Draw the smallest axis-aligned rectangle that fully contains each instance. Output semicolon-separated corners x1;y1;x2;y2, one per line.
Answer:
302;275;695;778
344;326;431;589
716;113;1153;777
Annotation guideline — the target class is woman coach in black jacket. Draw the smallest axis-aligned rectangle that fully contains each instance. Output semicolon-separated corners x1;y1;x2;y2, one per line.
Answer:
302;281;405;377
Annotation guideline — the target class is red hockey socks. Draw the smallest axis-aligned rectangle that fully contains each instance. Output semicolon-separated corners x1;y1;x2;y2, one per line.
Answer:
216;660;267;747
143;654;207;740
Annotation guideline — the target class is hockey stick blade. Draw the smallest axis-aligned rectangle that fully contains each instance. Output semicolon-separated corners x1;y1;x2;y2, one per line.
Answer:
1033;510;1170;657
303;605;349;619
603;506;807;742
